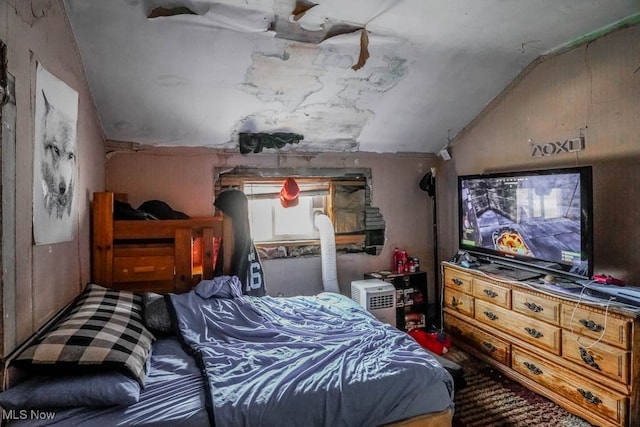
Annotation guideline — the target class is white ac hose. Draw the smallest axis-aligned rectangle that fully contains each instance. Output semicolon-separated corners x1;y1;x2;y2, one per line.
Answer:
314;213;341;293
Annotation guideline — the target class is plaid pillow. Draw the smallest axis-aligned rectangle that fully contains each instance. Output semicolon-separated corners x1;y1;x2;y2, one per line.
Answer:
15;284;154;385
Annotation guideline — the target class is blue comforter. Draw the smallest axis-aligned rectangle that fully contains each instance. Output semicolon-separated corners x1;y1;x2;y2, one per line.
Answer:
169;277;454;427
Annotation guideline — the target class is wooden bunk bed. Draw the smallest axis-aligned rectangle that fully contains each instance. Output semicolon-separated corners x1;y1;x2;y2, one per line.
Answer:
91;191;227;293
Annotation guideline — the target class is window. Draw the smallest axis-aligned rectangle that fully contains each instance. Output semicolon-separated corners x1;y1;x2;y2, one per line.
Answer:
216;168;385;257
244;181;328;243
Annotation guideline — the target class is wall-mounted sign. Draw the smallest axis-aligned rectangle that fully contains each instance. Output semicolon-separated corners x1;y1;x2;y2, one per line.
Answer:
530;136;585;157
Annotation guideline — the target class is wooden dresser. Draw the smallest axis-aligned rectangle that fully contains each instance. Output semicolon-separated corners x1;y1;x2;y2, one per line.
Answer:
442;262;640;427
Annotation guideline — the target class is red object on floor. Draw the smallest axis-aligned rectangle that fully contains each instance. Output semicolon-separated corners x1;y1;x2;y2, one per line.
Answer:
408;329;452;355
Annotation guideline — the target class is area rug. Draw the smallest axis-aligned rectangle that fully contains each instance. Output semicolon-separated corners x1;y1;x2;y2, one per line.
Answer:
445;348;594;427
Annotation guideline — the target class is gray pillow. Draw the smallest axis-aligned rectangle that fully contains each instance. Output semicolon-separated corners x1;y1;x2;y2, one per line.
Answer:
143;293;173;336
194;275;243;299
0;370;141;409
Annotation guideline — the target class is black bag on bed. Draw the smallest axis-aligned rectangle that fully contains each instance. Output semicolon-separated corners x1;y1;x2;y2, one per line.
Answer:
113;200;155;220
138;200;189;220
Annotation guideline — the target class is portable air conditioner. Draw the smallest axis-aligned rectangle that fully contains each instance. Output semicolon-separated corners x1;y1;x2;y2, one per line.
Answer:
351;279;396;327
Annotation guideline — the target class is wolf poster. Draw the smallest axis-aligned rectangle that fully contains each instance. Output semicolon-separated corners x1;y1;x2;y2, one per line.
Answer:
33;63;79;245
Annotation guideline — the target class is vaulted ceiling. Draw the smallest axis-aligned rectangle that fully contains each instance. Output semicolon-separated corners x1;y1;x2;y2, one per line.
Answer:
62;0;640;154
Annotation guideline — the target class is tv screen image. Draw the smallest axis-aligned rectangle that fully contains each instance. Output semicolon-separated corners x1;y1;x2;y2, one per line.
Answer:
458;166;593;279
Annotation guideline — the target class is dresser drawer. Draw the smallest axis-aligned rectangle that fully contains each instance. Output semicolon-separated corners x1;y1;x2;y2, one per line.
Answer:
443;268;472;294
562;334;631;385
475;299;561;355
513;347;627;426
512;290;560;325
445;312;510;365
113;256;175;282
444;287;474;317
472;278;511;309
561;305;631;350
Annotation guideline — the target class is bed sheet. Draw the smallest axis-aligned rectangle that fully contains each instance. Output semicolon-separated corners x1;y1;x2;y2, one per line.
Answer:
6;338;209;427
169;291;454;427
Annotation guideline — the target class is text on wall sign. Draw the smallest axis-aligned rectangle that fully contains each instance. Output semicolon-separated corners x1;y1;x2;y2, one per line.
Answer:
530;136;585;157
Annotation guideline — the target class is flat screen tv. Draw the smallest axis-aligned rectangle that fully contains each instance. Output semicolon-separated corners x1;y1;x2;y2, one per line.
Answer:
458;166;593;280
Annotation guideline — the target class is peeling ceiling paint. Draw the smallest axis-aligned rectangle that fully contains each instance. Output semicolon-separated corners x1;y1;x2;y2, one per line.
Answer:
61;0;640;154
241;44;325;107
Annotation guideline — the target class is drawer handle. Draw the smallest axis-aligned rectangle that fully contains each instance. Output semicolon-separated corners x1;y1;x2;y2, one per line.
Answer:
451;296;461;308
482;341;497;353
524;327;543;339
452;278;463;286
524;302;543;313
483;289;498;298
579;319;604;332
579;347;601;371
132;266;156;273
524;361;542;375
483;311;498;321
577;388;602;405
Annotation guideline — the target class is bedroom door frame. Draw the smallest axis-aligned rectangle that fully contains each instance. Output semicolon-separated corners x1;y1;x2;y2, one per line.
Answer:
1;38;17;358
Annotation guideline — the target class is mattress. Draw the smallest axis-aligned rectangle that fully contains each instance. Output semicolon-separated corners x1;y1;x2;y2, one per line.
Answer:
5;279;454;427
6;338;209;427
169;285;454;427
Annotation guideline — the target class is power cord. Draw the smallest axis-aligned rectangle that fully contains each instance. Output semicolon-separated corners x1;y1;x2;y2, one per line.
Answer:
568;282;613;349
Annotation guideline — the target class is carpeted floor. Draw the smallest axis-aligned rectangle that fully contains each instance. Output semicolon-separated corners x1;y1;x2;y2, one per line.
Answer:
444;348;594;427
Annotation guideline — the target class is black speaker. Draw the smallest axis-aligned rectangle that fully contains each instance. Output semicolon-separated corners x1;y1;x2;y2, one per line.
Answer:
419;172;435;197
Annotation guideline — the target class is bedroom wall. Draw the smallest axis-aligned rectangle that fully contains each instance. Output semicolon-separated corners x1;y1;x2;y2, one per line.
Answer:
105;149;439;300
438;23;640;284
0;0;105;355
